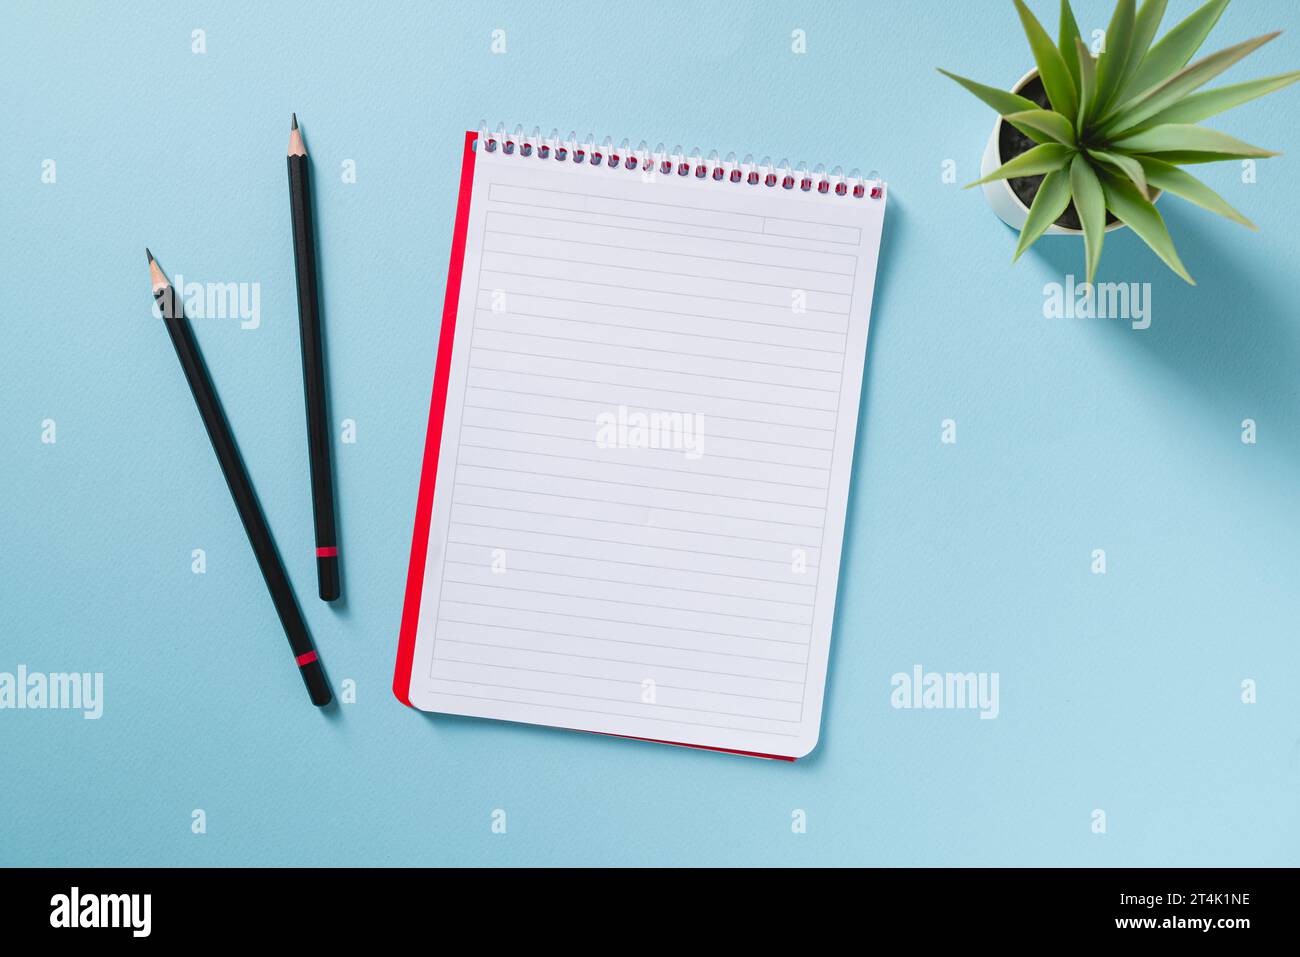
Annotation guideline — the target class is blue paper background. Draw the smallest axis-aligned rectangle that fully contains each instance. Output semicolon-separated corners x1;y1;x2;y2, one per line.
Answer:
3;0;1298;866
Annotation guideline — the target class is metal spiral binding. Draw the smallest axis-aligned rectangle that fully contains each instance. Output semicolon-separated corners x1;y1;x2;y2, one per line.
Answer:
476;123;884;200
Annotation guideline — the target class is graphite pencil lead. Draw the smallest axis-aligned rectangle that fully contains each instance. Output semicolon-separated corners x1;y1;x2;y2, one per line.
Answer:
291;112;298;130
145;247;154;264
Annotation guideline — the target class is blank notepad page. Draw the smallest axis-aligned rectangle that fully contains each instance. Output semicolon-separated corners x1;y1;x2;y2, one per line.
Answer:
400;133;887;759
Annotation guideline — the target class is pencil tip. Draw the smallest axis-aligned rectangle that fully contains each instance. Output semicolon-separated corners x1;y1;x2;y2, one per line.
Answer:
287;115;307;156
147;249;167;289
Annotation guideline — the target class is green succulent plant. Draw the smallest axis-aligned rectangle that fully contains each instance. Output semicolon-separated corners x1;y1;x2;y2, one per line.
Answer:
941;0;1299;284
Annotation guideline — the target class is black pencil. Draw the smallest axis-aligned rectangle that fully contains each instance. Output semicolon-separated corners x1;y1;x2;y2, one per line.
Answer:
148;249;332;707
287;114;341;601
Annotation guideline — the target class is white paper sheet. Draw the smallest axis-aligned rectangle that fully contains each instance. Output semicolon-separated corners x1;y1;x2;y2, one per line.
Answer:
406;142;886;758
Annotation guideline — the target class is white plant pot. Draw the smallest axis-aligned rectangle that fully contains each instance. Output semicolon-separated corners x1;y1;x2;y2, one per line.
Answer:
980;68;1137;236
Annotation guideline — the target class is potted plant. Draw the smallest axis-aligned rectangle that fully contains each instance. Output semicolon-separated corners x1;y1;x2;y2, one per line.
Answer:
940;0;1299;284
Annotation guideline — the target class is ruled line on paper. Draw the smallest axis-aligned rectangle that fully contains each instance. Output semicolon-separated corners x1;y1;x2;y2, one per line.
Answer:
465;367;840;416
462;401;839;447
481;267;851;316
484;223;858;276
467;372;840;431
440;569;813;621
483;247;855;295
472;306;849;358
467;343;842;390
431;653;804;705
452;478;828;529
445;540;818;584
433;636;805;684
435;618;810;667
437;598;814;646
436;613;812;661
471;322;847;374
447;521;821;570
456;443;829;491
427;672;803;722
452;464;826;511
475;285;852;335
442;559;814;608
457;425;834;472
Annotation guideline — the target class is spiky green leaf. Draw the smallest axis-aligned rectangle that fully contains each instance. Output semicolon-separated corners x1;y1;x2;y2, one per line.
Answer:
1137;156;1257;229
938;69;1059;143
1134;71;1300;127
1088;149;1151;199
937;69;1042;116
1119;0;1170;95
1014;0;1079;119
1013;169;1073;261
965;143;1076;188
1125;0;1231;97
1093;0;1137;116
1133;150;1262;164
1102;32;1281;134
1100;170;1195;283
1070;155;1107;283
1059;0;1084;90
1076;37;1098;126
1113;123;1279;157
1003;109;1077;145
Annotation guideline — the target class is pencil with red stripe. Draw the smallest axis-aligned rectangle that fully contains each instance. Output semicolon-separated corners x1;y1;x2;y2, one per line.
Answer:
287;114;341;601
148;249;332;706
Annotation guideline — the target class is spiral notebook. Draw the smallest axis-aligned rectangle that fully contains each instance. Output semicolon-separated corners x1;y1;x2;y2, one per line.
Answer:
394;128;887;759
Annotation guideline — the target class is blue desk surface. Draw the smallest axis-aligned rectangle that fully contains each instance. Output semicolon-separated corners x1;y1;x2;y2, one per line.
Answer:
3;0;1298;866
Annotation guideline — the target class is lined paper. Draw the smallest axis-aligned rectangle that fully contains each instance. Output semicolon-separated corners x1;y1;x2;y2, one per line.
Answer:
406;142;886;757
